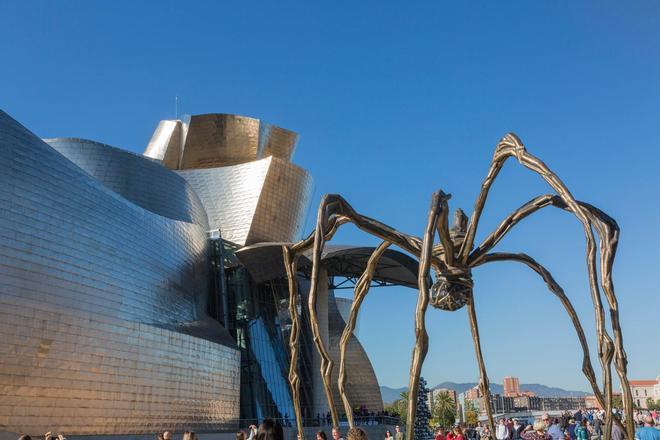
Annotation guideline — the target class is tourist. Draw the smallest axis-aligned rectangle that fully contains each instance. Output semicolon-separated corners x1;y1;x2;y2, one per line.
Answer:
385;430;394;440
575;420;588;440
512;419;524;440
593;416;602;440
18;436;31;440
257;419;284;440
611;413;625;440
506;419;514;440
434;428;445;440
545;418;563;440
496;419;510;440
347;427;368;440
248;425;258;440
635;415;660;440
452;426;465;440
317;431;328;440
183;432;197;440
237;431;247;440
394;425;404;440
481;425;492;440
163;432;173;440
157;434;164;440
521;420;551;440
333;427;345;440
567;419;577;440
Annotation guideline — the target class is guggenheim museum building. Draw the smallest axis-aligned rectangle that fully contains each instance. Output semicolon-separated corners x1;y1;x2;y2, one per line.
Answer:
0;110;418;436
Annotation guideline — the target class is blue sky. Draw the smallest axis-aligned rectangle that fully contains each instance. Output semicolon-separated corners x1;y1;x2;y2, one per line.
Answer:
2;1;659;391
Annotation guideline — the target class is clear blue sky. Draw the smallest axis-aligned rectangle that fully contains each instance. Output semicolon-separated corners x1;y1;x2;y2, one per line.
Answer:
2;1;659;392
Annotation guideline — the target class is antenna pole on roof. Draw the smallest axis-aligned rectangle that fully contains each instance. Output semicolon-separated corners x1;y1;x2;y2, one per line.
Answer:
175;96;179;120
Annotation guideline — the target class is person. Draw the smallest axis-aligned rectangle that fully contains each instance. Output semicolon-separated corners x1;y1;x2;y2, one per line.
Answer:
163;432;173;440
567;419;576;440
386;430;394;440
248;425;258;440
18;436;31;440
257;419;284;440
635;415;660;440
506;420;514;440
496;419;510;440
512;419;524;440
346;427;368;440
183;432;197;440
157;435;164;440
611;414;625;440
453;426;465;440
545;418;563;440
482;425;492;440
237;431;247;440
521;420;551;440
395;426;404;440
593;416;602;440
317;431;328;440
333;427;345;440
575;420;588;440
435;429;445;440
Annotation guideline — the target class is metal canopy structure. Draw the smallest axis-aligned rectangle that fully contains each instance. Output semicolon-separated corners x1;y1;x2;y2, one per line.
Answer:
235;242;419;289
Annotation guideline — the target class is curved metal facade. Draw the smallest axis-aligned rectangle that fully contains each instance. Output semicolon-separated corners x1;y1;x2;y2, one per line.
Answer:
45;137;209;226
0;111;240;434
144;114;298;170
327;293;384;414
175;153;312;246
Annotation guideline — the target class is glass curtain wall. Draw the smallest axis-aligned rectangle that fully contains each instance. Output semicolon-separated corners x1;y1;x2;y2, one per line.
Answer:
224;265;315;426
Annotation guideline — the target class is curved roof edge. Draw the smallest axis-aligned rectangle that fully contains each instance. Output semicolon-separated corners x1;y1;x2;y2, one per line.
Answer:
235;243;419;288
44;137;209;227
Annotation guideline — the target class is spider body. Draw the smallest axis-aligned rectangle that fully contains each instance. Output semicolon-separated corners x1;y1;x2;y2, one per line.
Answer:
283;133;633;440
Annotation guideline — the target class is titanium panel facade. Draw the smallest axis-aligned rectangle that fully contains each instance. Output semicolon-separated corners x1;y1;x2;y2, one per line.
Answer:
327;293;384;413
45;137;208;226
0;111;240;434
177;157;312;246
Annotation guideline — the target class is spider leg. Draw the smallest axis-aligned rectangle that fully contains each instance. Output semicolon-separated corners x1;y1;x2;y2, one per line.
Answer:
406;192;443;440
466;295;496;437
435;191;455;266
287;194;440;428
468;192;633;438
465;133;618;438
338;240;391;428
474;252;630;437
282;246;305;438
473;252;604;405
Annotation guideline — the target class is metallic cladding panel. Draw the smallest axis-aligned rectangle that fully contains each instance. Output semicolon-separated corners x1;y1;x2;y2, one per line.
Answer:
45;137;208;227
259;124;298;162
177;158;271;244
246;156;313;244
181;114;261;169
150;114;299;170
177;157;313;246
0;110;240;434
144;119;184;170
327;292;384;413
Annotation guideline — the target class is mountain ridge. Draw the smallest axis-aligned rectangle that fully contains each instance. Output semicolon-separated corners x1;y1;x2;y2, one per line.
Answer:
381;382;590;404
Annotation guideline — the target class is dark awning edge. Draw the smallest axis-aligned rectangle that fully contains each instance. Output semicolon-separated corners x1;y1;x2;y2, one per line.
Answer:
235;242;420;289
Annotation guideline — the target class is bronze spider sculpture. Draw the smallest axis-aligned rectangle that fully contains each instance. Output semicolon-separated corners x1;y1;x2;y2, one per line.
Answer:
282;133;632;440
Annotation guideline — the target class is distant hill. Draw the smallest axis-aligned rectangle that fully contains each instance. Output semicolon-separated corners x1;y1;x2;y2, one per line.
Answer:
381;382;589;404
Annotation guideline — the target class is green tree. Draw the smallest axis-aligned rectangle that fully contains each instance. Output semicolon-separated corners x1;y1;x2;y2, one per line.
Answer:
431;392;456;430
646;398;660;411
465;400;479;427
384;391;409;427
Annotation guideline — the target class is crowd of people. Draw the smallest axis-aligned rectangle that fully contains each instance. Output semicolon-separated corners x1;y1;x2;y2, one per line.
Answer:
430;408;660;440
14;408;660;440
